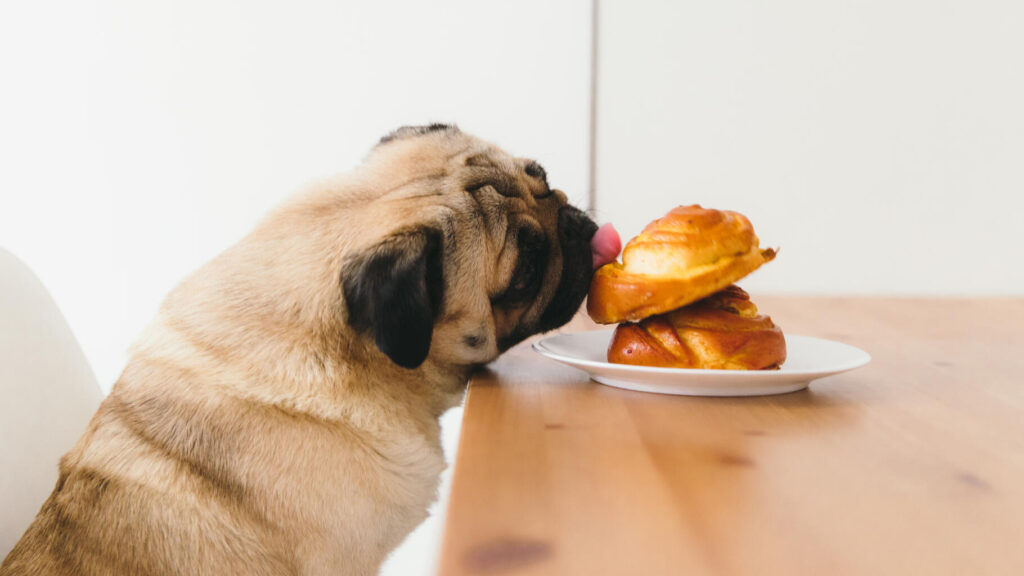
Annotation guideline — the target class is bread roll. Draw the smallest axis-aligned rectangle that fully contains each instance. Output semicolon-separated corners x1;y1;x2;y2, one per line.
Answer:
607;285;786;370
587;205;775;324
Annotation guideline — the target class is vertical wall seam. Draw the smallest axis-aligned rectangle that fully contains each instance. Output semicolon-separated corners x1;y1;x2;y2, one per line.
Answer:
587;0;599;215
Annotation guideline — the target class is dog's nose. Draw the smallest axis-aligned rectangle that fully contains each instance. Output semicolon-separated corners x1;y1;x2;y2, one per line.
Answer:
558;204;599;243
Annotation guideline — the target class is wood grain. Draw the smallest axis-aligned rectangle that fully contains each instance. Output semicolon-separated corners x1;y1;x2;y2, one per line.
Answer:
438;297;1024;576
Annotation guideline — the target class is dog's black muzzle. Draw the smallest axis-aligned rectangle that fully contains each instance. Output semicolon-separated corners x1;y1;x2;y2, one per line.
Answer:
537;205;598;333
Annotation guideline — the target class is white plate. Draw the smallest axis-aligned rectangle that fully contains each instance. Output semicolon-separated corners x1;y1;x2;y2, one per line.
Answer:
532;330;870;397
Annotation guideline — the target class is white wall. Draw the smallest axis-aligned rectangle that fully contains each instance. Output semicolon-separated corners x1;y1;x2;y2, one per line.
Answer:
596;0;1024;296
0;1;592;574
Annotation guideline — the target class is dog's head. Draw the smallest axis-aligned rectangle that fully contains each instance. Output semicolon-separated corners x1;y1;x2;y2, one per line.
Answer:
338;124;597;369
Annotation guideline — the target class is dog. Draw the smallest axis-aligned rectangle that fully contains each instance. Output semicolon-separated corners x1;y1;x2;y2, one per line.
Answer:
0;125;601;576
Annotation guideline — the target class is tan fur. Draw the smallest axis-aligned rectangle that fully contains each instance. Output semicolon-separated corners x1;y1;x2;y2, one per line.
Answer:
1;127;593;576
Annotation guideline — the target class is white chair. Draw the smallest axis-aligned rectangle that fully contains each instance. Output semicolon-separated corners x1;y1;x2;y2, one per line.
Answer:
0;248;103;559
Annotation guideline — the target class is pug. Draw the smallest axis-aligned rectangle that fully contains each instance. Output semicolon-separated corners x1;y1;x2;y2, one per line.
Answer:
1;125;621;576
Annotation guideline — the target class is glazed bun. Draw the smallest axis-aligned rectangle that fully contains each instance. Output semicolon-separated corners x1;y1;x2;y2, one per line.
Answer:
607;285;785;370
587;205;775;324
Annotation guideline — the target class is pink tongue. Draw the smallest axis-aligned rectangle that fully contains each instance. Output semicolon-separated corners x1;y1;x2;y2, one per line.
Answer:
591;223;622;269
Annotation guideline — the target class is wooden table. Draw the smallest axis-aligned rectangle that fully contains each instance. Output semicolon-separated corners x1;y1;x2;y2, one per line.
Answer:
438;297;1024;576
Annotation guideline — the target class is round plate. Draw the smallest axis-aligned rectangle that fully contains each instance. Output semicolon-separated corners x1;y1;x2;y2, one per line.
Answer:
532;330;870;397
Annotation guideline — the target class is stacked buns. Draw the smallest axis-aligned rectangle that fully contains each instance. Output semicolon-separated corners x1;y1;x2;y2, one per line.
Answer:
588;205;785;370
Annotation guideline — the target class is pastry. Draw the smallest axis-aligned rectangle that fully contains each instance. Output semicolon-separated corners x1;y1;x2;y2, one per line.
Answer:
587;205;775;324
606;285;786;370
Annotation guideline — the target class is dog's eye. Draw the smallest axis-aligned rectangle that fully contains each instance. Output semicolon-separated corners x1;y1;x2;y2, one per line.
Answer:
502;255;542;303
511;259;536;293
495;227;548;305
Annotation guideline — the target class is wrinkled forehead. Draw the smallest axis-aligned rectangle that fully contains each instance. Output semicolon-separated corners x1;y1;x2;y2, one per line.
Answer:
371;126;509;169
365;126;553;223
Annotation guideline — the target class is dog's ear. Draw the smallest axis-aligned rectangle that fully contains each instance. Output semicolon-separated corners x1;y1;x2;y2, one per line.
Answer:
342;227;444;369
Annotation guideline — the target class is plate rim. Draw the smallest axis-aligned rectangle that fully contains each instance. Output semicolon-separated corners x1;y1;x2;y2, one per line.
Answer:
532;331;871;377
